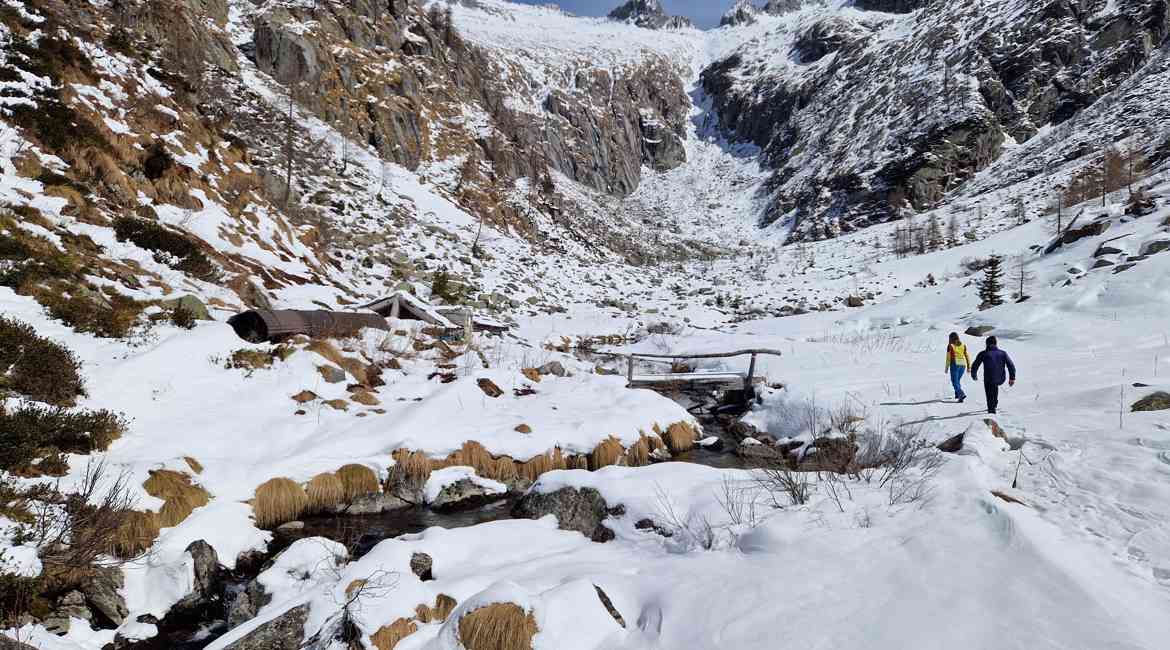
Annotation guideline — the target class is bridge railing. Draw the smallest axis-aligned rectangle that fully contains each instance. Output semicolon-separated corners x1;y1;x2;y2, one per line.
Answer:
624;349;783;390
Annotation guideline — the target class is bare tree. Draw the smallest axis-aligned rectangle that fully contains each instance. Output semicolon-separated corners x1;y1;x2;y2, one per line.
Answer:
1012;254;1035;302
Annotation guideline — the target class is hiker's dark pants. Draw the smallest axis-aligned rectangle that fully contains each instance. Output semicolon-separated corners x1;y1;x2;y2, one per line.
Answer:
984;381;999;413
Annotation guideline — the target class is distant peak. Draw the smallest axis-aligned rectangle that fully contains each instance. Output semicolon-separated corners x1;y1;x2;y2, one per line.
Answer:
608;0;694;30
721;0;760;27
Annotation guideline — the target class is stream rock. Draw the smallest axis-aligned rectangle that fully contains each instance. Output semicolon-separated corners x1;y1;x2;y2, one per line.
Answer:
430;478;506;512
80;567;128;626
410;552;434;581
220;603;309;650
513;487;614;542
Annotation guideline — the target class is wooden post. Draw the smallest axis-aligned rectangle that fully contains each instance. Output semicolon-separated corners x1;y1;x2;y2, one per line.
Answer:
745;353;757;391
627;355;635;383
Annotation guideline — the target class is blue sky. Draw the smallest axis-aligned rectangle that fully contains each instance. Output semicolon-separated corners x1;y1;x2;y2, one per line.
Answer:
514;1;738;29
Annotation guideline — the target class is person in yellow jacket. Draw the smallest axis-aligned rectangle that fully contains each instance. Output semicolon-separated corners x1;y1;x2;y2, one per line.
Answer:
945;332;970;402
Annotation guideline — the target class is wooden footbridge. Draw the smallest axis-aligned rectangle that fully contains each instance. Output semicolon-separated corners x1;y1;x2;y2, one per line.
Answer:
623;349;782;392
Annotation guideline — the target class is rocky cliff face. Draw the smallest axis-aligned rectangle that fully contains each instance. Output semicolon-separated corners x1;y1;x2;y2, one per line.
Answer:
721;0;760;27
700;0;1170;240
609;0;695;30
248;0;689;211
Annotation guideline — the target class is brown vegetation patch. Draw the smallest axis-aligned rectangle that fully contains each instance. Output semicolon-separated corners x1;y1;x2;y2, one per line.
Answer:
371;617;418;650
113;510;161;559
306;339;370;385
253;477;308;528
306;473;345;513
662;422;696;454
183;456;204;474
142;469;210;528
521;368;541;383
292;390;319;403
336;464;379;501
458;602;538;650
390;449;433;486
323;399;349;411
350;389;381;406
416;593;458;623
514;424;532;434
589;437;625;471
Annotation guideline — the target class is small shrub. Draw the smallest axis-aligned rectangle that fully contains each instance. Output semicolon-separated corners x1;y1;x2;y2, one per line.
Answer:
225;348;275;376
42;291;142;338
0;403;127;472
170;305;197;330
0;316;85;405
458;602;538;650
112;216;217;281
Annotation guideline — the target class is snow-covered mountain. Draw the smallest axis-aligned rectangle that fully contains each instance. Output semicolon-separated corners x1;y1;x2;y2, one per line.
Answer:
3;1;1170;649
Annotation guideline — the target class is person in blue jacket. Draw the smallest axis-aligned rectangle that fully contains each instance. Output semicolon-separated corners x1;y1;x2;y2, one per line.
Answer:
970;336;1016;415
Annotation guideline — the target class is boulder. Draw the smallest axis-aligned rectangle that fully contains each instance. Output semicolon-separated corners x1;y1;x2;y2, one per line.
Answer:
1140;239;1170;256
1094;244;1125;257
430;479;506;512
1132;391;1170;412
476;378;504;398
513;487;614;542
937;432;965;453
1061;219;1111;245
845;295;864;308
316;365;346;383
80;567;128;626
220;603;309;650
172;540;224;618
165;295;211;321
965;325;995;336
0;637;38;649
410;552;433;581
1091;258;1116;269
535;360;566;376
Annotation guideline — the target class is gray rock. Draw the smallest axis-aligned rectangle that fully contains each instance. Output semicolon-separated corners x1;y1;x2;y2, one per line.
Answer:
317;365;346;383
80;567;128;626
332;491;411;515
0;636;39;649
736;440;783;462
220;603;309;650
537;361;567;377
187;540;221;602
429;478;505;512
965;325;995;336
410;552;433;581
854;0;927;12
608;0;694;30
1140;240;1170;256
165;295;211;321
513;487;614;542
1091;258;1116;269
1132;391;1170;412
720;0;758;27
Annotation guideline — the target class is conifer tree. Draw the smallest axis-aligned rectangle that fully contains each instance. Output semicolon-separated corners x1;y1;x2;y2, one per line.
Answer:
978;255;1004;309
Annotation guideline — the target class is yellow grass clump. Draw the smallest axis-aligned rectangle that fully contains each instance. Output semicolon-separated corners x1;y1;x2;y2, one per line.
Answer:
113;510;160;559
391;449;433;485
662;422;697;454
345;579;367;599
371;618;418;650
458;602;539;650
336;464;380;501
253;477;308;528
624;436;650;467
307;339;370;385
183;456;204;474
143;469;210;528
483;456;518;483
305;473;345;513
589;437;625;471
517;448;567;483
416;593;459;623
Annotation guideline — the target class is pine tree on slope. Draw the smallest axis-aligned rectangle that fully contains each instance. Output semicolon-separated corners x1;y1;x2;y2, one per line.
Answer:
978;256;1004;309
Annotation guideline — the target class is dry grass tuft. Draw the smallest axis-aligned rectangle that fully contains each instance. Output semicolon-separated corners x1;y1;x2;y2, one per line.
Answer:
142;469;210;527
371;617;418;650
306;473;345;513
345;579;367;600
517;448;567;482
458;602;538;650
662;422;696;454
589;437;625;471
113;510;160;559
336;464;380;501
624;436;650;467
391;449;433;485
182;456;204;474
415;593;458;623
568;454;589;470
485;456;518;483
253;477;308;528
307;339;370;385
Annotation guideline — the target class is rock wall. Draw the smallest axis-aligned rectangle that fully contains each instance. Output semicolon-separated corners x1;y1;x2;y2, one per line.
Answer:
701;0;1170;240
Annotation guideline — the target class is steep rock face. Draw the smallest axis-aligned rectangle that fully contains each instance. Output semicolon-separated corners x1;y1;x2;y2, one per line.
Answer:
854;0;928;12
701;0;1170;239
250;0;688;208
722;0;760;26
763;0;808;14
609;0;695;30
